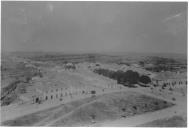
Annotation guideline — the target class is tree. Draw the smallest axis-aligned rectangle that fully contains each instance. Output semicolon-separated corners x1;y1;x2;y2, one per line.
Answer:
91;90;96;95
122;108;126;112
124;70;140;84
162;83;166;89
139;75;151;84
169;87;173;91
93;69;141;86
133;106;137;110
172;97;176;101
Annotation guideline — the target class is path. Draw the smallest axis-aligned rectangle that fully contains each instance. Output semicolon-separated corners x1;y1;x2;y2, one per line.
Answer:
1;86;121;123
1;85;185;125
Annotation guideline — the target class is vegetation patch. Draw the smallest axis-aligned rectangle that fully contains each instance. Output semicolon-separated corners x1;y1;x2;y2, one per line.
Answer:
93;69;151;87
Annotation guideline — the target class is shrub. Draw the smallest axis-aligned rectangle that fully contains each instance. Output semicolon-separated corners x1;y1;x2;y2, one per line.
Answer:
163;101;167;104
172;97;176;101
169;87;173;91
122;108;126;112
154;102;159;106
90;114;96;120
91;90;96;95
133;106;137;110
139;75;151;84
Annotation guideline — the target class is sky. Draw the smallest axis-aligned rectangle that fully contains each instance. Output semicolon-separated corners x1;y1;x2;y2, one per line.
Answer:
2;2;187;54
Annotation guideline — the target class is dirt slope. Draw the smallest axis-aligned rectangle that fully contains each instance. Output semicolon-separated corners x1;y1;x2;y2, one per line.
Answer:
51;91;173;126
2;91;173;126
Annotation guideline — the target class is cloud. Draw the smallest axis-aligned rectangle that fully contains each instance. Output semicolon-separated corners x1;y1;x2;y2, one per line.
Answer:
163;12;187;36
163;13;182;22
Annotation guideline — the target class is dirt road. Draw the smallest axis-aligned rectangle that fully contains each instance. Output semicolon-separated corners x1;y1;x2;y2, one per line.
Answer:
1;86;186;126
1;87;121;123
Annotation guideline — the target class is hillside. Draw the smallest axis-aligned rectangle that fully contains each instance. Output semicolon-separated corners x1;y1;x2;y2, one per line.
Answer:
2;91;173;126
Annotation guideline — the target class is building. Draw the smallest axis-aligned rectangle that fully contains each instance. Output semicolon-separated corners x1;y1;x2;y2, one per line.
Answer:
19;91;42;104
152;71;187;88
19;82;96;104
19;82;75;104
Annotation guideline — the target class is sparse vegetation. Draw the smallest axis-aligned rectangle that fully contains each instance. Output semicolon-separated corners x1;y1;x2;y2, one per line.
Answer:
51;92;173;126
122;108;126;112
91;90;96;95
1;56;43;106
172;97;176;101
2;92;174;126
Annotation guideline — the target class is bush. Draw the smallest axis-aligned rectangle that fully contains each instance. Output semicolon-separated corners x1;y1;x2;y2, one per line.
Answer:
154;102;159;106
91;90;96;95
172;97;176;101
122;108;126;112
163;101;167;104
139;75;151;84
169;87;173;91
90;114;96;120
124;70;140;84
133;106;137;110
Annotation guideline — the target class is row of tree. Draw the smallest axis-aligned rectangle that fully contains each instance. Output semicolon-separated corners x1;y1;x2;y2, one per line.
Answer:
93;68;151;87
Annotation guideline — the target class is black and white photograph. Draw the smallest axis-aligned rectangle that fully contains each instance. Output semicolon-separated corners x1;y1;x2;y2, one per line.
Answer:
1;1;187;127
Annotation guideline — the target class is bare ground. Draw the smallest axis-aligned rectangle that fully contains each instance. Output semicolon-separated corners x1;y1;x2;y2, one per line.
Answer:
138;115;187;127
2;91;173;126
